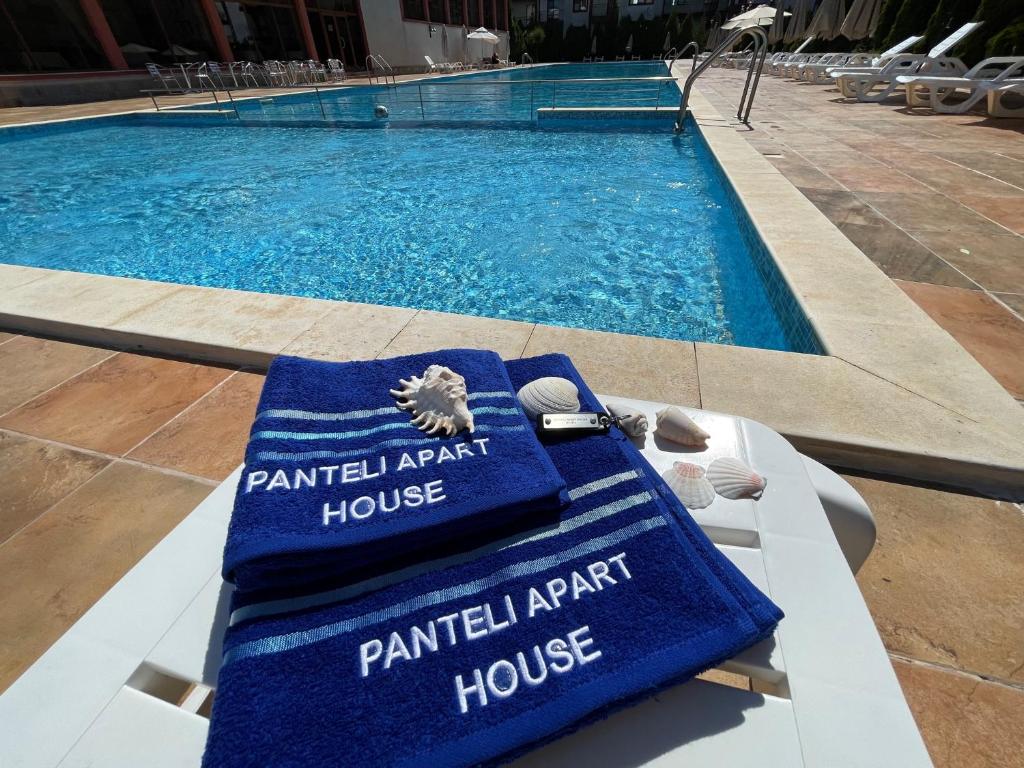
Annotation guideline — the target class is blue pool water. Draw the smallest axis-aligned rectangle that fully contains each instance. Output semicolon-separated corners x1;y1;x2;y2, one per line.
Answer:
215;62;681;124
0;63;820;352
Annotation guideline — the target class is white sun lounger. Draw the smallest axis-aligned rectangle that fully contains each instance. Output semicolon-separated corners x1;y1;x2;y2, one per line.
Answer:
986;80;1024;118
825;34;925;81
0;398;931;768
834;23;981;101
897;56;1024;114
798;53;875;84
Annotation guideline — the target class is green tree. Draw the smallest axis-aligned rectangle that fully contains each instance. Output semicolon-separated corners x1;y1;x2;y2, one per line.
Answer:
961;0;1024;63
882;0;935;50
923;0;977;45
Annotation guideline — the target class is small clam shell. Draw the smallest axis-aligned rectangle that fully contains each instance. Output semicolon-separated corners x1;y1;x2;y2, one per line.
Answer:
605;402;649;437
655;406;710;448
662;461;715;510
707;457;766;500
517;377;580;421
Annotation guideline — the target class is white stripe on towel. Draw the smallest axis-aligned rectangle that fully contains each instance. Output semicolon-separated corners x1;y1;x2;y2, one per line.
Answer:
253;424;526;462
229;481;651;626
255;393;516;423
224;515;667;665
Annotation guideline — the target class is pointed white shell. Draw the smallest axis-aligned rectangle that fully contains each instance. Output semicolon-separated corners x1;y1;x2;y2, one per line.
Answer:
389;365;475;437
605;402;649;437
517;377;580;421
707;457;766;500
662;461;715;510
655;406;710;448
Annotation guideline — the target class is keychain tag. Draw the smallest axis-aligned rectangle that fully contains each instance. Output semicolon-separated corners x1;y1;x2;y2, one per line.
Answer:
536;412;611;436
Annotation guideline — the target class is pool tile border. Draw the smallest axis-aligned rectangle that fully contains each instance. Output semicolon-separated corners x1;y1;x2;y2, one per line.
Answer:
1;76;1023;496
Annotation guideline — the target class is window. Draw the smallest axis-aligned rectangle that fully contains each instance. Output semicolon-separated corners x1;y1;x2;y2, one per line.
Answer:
427;0;444;22
573;0;588;11
401;0;426;21
627;0;654;5
546;0;558;20
483;0;494;27
448;0;464;25
0;0;108;72
466;0;479;26
103;0;215;66
215;0;304;62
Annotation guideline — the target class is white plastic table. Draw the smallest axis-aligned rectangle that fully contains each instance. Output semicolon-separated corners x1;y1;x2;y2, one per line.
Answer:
0;398;932;767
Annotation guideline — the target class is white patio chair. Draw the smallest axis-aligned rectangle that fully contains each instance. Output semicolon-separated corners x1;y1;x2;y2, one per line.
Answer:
306;59;326;82
424;54;443;73
833;22;981;102
264;60;289;87
144;63;184;92
0;398;931;768
897;56;1024;113
326;58;346;83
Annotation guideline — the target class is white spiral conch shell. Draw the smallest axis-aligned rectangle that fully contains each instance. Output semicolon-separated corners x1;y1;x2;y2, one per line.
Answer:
389;365;475;437
655;406;710;448
707;457;766;500
605;402;649;437
662;461;715;510
517;377;580;421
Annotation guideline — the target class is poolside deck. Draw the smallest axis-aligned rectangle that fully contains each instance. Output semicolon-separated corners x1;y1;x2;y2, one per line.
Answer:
1;66;1024;766
697;67;1024;402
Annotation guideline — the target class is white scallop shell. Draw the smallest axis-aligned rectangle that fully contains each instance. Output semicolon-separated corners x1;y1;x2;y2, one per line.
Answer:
662;461;715;510
707;457;766;500
605;402;649;437
389;365;474;437
517;377;580;421
654;406;710;448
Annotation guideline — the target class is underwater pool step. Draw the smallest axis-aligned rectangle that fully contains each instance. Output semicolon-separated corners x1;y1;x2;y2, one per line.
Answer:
536;106;677;123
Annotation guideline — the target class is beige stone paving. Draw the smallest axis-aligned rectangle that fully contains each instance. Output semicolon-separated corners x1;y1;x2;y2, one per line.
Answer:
694;69;1024;405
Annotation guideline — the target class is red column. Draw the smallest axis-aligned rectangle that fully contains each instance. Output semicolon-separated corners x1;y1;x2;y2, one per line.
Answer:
197;0;234;62
293;0;319;59
77;0;128;70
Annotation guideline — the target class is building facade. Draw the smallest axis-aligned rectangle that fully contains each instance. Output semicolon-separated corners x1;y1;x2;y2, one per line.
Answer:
0;0;509;75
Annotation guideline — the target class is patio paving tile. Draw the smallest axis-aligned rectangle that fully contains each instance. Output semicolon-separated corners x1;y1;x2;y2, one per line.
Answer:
908;231;1024;294
0;336;114;417
856;192;1009;236
836;222;977;288
522;325;700;406
848;474;1024;683
383;310;535;359
826;165;931;194
994;293;1024;318
957;196;1024;235
766;155;845;190
128;371;265;481
800;189;887;227
892;658;1024;768
895;281;1024;400
0;352;231;455
0;332;17;345
0;431;109;544
0;461;211;692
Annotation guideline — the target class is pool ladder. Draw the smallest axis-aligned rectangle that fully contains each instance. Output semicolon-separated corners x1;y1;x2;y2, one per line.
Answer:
366;54;396;86
675;25;768;132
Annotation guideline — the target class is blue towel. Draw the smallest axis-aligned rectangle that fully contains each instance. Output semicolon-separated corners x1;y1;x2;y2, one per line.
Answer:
204;354;782;767
223;351;567;593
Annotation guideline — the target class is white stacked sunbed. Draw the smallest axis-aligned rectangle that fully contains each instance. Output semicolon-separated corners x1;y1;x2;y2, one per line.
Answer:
896;56;1024;115
832;22;981;101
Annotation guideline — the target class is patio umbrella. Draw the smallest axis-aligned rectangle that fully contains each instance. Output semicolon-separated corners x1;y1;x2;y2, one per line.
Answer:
662;29;671;53
162;44;199;58
592;35;598;55
120;43;157;54
706;24;720;50
807;0;847;40
783;0;811;43
768;2;786;45
467;26;497;62
441;24;449;62
839;0;882;41
625;34;633;54
721;5;787;30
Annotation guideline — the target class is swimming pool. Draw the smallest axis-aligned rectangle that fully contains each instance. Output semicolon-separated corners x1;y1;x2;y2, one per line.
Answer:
207;62;681;125
0;63;819;353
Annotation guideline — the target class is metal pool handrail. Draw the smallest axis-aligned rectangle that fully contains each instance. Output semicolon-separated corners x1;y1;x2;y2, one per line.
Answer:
675;25;767;132
668;41;701;74
365;54;396;86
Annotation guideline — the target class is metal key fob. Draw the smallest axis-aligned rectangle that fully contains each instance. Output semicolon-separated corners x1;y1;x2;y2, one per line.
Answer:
536;412;611;435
